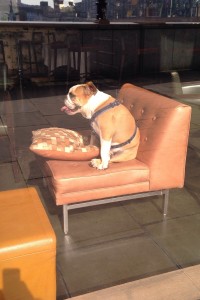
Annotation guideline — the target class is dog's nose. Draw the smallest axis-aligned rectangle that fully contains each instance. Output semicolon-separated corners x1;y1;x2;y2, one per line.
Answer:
64;96;76;110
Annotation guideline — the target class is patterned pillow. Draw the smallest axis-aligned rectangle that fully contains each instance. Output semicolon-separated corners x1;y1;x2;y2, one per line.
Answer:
30;128;99;161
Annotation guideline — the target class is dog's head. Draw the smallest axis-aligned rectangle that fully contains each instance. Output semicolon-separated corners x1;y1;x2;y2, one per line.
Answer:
62;81;98;115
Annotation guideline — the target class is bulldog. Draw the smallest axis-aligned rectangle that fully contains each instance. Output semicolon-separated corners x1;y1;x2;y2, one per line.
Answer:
61;81;140;170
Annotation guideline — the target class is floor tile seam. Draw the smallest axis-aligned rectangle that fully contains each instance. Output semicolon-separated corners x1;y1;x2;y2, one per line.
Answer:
120;200;170;228
120;191;200;225
182;267;200;294
142;211;200;268
121;203;182;268
63;266;182;299
16;159;30;183
2;159;26;184
56;262;72;299
142;210;200;226
184;186;200;204
188;144;200;153
138;229;182;270
56;230;146;253
29;99;42;107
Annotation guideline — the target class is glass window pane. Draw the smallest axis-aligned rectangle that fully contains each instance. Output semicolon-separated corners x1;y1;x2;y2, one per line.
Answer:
0;0;198;22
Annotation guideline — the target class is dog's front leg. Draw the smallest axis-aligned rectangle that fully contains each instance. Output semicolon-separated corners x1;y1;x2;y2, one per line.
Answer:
90;131;99;146
91;138;111;170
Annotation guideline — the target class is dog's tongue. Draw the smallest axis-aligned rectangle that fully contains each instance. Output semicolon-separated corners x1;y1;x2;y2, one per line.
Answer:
61;106;70;113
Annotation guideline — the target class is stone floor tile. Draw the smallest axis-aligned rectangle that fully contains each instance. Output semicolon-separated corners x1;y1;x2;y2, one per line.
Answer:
0;118;7;135
0;99;37;114
46;114;90;129
29;94;65;105
60;204;144;247
145;214;200;267
189;129;200;151
191;112;200;126
0;163;26;191
121;188;200;226
56;265;70;300
57;235;176;296
34;102;64;116
71;267;200;300
27;178;63;234
0;136;12;163
1;111;49;127
185;148;200;191
17;150;43;180
31;95;65;115
14;125;49;149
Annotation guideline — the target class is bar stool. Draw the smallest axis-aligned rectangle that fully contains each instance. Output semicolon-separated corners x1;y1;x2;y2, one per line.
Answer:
0;40;7;91
18;32;46;79
18;40;33;77
47;31;66;72
32;31;44;74
65;30;81;82
92;35;125;82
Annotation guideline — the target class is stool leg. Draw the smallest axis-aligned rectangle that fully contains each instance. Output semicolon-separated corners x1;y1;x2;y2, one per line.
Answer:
63;205;69;234
3;64;7;91
162;189;169;216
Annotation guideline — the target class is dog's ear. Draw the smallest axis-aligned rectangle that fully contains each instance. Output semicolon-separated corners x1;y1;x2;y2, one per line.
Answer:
85;81;98;96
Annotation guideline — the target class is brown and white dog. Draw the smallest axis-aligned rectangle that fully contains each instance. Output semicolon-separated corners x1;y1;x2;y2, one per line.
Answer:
61;82;140;170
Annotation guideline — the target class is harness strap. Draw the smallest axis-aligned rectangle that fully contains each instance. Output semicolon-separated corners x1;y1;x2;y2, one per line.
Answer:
111;126;138;149
90;99;137;149
90;99;120;124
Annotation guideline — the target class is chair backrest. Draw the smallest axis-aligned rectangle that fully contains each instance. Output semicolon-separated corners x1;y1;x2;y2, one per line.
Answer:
65;30;81;76
65;30;81;50
32;32;44;43
47;32;56;44
118;83;191;190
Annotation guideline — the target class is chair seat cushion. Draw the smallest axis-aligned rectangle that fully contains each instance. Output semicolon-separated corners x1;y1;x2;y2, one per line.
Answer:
42;159;150;205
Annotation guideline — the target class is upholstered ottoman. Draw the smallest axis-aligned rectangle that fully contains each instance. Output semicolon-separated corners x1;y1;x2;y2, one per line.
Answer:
0;187;56;300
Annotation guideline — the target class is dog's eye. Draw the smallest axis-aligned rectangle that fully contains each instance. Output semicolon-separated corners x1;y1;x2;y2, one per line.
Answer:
69;92;76;99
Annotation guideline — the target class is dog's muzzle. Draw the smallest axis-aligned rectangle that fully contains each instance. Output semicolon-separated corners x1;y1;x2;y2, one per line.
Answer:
65;94;77;109
61;94;81;114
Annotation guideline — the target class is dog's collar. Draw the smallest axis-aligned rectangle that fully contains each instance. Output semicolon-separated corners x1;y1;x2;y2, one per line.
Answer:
90;99;120;124
81;91;110;119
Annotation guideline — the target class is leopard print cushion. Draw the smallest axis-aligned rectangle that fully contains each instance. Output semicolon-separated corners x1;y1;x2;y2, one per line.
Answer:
30;128;99;161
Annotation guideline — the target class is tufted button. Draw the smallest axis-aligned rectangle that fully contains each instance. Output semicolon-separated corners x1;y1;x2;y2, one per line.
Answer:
130;104;134;109
121;99;124;103
152;116;157;121
144;137;148;142
141;109;144;114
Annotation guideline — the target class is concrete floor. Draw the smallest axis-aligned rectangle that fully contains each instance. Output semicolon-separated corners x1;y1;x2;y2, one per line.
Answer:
0;73;199;299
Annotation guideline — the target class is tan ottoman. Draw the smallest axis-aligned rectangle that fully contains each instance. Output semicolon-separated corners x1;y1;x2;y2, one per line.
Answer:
0;187;56;300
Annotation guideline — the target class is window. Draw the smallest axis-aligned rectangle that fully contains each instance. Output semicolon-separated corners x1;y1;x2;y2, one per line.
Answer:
0;0;199;22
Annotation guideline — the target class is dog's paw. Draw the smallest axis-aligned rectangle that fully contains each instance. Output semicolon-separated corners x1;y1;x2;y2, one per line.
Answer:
90;159;108;170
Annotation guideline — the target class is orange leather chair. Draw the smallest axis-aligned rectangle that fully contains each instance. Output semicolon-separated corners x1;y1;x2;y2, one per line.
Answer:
40;83;191;234
0;187;56;300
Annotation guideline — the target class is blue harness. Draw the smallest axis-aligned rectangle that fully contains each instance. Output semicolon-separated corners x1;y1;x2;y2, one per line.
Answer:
90;99;137;149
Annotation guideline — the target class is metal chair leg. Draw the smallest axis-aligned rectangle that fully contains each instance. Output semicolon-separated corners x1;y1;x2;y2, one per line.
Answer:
63;205;69;235
163;189;169;216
